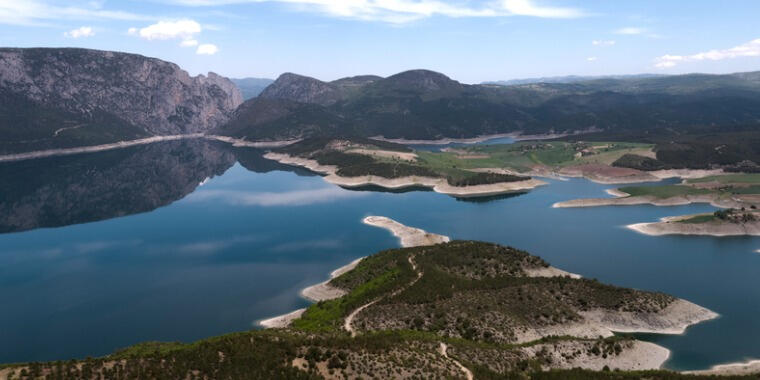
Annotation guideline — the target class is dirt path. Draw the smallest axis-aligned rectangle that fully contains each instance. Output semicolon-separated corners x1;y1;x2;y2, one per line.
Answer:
438;342;474;380
344;255;423;337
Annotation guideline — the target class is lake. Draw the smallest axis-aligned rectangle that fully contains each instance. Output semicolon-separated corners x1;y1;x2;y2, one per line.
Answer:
0;138;758;370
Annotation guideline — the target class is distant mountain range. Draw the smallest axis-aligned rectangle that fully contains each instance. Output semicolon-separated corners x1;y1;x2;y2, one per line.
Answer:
483;74;666;86
2;47;760;156
216;68;760;141
231;77;274;99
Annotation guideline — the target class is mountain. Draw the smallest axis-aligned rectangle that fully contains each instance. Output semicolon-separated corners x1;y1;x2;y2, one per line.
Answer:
258;72;383;106
230;77;274;99
259;72;345;106
0;48;243;154
484;74;666;86
218;68;760;142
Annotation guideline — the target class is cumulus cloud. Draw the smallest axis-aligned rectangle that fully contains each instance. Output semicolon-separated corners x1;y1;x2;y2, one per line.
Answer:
128;19;219;49
162;0;586;24
64;26;95;38
654;38;760;68
196;43;219;55
128;19;201;40
586;56;597;61
592;40;615;46
615;27;645;35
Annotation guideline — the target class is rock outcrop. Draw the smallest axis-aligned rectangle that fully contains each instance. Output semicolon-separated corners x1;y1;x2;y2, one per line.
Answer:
0;48;242;136
259;72;343;106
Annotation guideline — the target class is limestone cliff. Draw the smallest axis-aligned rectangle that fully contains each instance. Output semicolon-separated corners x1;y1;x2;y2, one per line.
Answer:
0;48;242;138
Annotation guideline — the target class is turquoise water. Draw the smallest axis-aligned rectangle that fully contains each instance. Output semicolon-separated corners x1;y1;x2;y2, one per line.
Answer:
0;140;758;370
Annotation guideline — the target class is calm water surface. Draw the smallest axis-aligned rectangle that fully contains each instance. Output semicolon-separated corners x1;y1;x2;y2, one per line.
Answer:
0;139;758;371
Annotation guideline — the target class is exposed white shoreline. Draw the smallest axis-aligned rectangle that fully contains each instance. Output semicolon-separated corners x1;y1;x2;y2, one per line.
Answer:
301;257;365;302
627;219;760;237
552;193;744;209
204;135;301;148
263;152;547;198
258;308;307;329
256;257;366;329
684;359;760;376
362;216;450;247
369;131;568;146
257;216;450;329
0;134;204;163
0;134;300;163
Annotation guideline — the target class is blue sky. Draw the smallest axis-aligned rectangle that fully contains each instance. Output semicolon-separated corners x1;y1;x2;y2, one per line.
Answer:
1;0;758;83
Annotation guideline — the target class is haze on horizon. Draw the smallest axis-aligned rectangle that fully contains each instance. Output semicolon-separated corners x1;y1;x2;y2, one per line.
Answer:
0;0;758;83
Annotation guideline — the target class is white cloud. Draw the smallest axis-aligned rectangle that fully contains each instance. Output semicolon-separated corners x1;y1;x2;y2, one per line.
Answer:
180;38;199;47
501;0;584;19
615;27;645;35
654;38;760;68
196;43;219;55
0;0;150;26
162;0;586;24
592;40;615;46
64;26;95;38
586;56;597;61
128;19;201;40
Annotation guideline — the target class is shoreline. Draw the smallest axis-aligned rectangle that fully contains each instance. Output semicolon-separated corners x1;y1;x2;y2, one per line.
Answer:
0;134;300;163
627;219;760;237
0;134;204;163
263;152;548;198
369;132;568;146
362;216;450;247
257;216;451;329
552;193;744;209
684;359;760;376
204;135;301;148
555;167;727;185
256;257;365;329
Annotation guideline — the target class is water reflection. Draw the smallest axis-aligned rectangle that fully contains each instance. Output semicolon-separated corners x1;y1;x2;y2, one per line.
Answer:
0;139;235;233
0;140;333;234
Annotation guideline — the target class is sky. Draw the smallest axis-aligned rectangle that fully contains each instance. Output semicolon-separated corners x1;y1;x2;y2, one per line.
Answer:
0;0;758;83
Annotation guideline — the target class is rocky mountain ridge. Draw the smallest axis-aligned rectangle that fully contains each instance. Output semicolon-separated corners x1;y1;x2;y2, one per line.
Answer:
0;48;242;153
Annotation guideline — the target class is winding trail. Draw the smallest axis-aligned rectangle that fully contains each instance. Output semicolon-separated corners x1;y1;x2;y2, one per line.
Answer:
344;255;423;337
439;342;474;380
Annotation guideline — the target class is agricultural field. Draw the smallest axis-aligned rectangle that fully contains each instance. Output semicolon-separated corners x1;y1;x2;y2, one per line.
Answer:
416;141;655;174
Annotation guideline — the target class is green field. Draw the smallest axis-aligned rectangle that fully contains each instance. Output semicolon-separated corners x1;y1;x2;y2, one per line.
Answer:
678;214;717;224
416;141;654;174
687;173;760;184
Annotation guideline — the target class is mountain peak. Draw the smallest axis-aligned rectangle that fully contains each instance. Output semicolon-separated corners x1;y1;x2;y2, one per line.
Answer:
259;72;340;106
383;69;460;91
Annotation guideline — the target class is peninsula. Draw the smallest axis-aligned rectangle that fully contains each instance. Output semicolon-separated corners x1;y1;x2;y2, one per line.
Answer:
0;217;725;379
262;137;547;198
